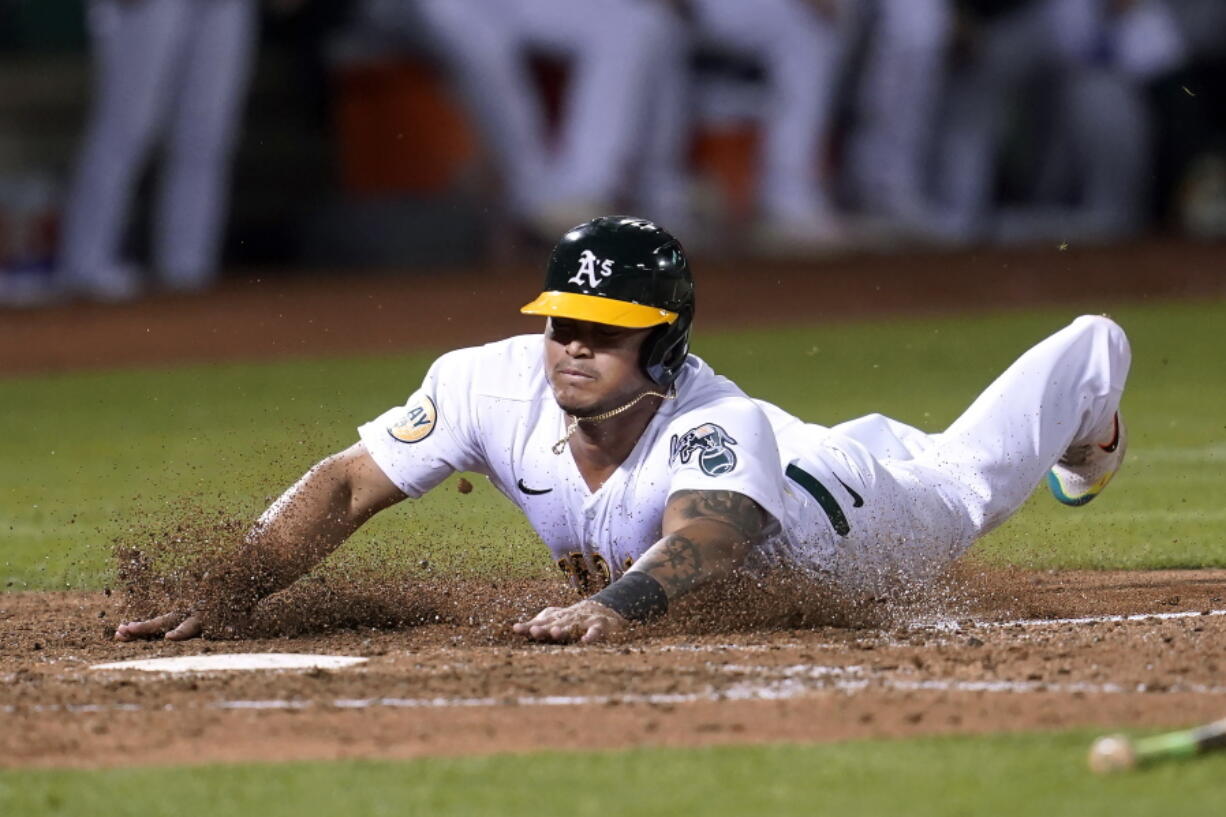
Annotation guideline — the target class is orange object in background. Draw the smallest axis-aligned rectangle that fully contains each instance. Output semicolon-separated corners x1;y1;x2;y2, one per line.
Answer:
333;58;477;195
690;126;758;224
332;55;760;219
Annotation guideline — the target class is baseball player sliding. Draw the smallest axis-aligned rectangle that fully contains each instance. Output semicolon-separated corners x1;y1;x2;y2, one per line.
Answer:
115;216;1130;645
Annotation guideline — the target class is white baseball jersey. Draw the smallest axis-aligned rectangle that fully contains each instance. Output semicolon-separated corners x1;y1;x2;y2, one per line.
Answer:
359;317;1132;594
359;334;846;587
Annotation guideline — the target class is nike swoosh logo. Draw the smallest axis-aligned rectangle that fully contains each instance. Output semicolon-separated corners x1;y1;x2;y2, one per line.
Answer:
516;478;552;496
1098;414;1121;453
834;476;864;508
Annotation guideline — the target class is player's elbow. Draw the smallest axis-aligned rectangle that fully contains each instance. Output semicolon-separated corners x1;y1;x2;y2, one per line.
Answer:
685;518;761;571
326;442;406;522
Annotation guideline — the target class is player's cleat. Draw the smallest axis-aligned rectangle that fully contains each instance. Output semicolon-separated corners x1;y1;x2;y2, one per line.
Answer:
1047;412;1127;506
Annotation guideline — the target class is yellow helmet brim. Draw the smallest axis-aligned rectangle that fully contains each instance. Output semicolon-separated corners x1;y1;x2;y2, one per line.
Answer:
520;291;678;328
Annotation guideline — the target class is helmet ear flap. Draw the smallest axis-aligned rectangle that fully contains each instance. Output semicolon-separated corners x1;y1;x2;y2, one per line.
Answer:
641;308;692;387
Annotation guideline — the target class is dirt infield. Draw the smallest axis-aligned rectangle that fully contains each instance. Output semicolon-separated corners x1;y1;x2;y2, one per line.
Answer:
3;240;1225;769
3;568;1226;768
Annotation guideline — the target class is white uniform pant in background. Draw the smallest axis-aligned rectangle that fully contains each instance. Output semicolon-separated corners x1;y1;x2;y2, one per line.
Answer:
681;0;851;229
59;0;256;292
415;0;682;221
931;0;1149;243
845;0;952;221
790;315;1131;594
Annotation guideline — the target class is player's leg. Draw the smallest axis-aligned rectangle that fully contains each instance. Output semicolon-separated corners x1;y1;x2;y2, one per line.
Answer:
783;414;969;594
519;0;678;214
154;0;257;292
58;0;186;299
845;0;952;225
630;10;693;232
414;0;550;219
690;0;850;240
1060;68;1151;240
931;0;1094;239
747;0;849;237
793;315;1129;593
992;67;1151;245
920;315;1131;535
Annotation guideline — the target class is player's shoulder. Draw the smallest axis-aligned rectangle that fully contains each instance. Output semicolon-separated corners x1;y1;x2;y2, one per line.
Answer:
670;353;761;413
656;357;782;482
429;334;543;400
663;354;772;435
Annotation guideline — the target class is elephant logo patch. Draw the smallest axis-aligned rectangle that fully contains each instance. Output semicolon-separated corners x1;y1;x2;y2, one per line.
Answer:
669;423;739;476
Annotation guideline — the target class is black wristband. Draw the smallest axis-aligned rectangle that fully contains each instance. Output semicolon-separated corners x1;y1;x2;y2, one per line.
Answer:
591;572;669;622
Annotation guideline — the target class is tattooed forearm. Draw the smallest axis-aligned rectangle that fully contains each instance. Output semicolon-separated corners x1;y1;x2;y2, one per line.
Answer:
658;535;699;573
629;490;768;600
634;534;706;597
670;490;767;540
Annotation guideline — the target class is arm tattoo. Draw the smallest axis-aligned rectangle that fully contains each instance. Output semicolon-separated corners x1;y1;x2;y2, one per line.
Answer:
634;533;706;597
671;490;767;540
631;491;767;599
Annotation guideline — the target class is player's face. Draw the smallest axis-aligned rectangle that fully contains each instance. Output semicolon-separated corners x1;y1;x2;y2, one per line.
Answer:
544;318;656;417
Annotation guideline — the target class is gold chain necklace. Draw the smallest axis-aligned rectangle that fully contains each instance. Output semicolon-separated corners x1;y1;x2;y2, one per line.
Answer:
552;386;676;455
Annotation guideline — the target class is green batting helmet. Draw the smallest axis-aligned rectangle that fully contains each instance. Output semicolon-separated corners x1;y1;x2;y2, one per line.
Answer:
521;216;695;387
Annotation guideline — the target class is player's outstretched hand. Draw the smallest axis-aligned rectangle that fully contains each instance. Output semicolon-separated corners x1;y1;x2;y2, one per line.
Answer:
513;599;627;644
114;611;203;642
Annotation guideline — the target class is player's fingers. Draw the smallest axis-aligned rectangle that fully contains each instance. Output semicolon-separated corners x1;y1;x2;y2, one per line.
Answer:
548;623;580;643
527;622;564;641
513;607;561;633
114;612;186;642
580;620;607;644
515;608;567;634
525;617;567;641
164;615;203;641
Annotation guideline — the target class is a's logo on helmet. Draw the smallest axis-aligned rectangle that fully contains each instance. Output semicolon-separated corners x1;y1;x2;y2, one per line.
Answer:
568;249;615;289
669;422;739;476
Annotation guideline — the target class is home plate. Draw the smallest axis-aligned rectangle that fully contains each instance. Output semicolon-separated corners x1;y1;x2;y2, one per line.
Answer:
90;653;368;673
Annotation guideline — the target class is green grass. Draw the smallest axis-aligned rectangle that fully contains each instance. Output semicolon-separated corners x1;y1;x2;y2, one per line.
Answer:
3;302;1223;811
2;299;1224;589
3;730;1224;817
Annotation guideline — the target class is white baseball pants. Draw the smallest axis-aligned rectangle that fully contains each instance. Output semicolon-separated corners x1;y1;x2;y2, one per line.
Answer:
683;0;852;225
792;315;1131;593
931;0;1149;242
415;0;681;217
59;0;256;291
845;0;953;219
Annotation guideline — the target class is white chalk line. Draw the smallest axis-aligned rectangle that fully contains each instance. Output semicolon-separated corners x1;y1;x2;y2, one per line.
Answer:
9;659;1226;716
5;608;1224;716
984;607;1226;629
870;607;1226;635
581;608;1226;654
621;608;1226;645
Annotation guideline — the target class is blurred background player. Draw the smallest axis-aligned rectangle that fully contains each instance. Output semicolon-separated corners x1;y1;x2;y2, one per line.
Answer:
56;0;259;301
661;0;855;249
2;0;1223;308
1134;0;1226;238
844;0;1185;246
930;0;1159;245
411;0;686;241
843;0;954;238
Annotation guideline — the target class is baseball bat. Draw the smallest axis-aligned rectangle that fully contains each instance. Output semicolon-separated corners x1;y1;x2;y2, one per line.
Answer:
1088;717;1226;774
